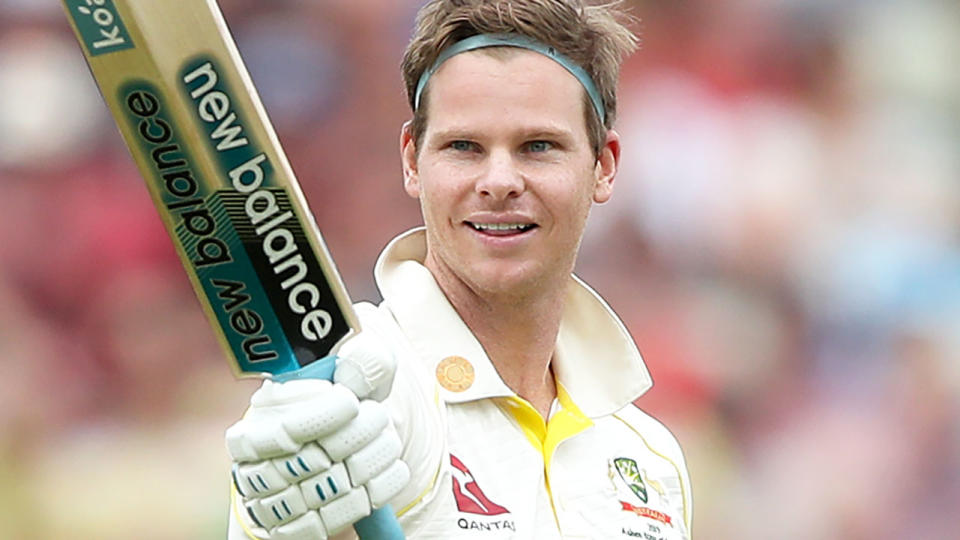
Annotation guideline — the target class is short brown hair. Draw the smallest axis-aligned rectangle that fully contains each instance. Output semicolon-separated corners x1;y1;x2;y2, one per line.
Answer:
401;0;638;155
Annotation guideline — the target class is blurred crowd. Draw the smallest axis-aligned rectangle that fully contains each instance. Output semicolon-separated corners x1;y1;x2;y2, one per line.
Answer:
1;0;957;538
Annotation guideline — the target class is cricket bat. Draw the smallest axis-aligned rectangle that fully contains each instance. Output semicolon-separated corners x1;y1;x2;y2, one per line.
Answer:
60;1;404;538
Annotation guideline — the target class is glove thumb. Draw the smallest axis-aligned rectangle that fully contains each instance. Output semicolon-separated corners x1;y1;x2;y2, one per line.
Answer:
334;331;396;401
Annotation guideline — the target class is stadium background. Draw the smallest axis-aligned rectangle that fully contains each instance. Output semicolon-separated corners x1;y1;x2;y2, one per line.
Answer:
0;0;957;538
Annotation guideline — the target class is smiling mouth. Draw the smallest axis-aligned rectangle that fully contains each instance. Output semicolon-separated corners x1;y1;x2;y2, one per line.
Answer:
466;222;537;235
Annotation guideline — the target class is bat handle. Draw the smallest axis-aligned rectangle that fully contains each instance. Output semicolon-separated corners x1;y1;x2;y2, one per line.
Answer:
272;355;339;383
272;356;406;540
354;506;405;539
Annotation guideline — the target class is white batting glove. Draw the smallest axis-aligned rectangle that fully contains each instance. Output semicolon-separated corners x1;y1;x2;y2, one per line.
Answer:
226;334;409;539
334;330;398;402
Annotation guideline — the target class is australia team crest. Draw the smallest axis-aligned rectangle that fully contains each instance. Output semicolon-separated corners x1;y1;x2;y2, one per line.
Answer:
610;457;685;539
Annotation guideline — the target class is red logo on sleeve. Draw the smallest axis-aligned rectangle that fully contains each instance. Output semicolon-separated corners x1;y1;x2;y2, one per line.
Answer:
450;454;510;516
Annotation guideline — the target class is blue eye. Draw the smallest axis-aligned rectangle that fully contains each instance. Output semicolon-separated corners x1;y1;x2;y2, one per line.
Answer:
450;140;476;152
527;141;553;153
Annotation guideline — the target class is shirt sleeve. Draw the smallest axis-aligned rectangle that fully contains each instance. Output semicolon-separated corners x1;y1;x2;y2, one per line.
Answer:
617;404;694;538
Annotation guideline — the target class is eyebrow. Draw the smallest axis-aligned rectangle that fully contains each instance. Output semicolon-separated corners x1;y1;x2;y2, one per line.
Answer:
521;127;575;142
429;125;576;144
428;128;476;142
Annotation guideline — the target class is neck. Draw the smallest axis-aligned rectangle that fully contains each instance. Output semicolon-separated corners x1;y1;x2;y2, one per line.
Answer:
429;263;568;419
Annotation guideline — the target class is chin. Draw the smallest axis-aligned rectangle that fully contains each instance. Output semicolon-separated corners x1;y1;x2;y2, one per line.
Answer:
465;261;548;297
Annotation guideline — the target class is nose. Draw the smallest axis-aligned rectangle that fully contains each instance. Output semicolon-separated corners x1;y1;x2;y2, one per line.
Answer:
475;149;524;200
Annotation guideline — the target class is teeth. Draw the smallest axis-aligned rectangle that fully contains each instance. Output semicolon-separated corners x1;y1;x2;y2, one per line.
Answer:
470;222;531;232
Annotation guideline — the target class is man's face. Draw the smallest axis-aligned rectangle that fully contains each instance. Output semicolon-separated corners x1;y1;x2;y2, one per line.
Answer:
401;49;619;299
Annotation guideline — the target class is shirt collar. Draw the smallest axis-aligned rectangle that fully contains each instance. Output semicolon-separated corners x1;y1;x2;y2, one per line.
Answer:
374;228;652;418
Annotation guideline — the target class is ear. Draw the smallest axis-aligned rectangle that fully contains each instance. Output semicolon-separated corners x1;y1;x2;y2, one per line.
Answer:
400;121;421;198
592;129;620;204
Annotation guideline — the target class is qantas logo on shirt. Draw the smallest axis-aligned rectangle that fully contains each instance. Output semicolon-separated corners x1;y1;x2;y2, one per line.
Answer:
450;454;510;516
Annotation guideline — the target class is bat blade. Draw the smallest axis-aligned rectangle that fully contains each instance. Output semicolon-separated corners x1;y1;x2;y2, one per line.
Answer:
60;1;405;538
60;0;358;378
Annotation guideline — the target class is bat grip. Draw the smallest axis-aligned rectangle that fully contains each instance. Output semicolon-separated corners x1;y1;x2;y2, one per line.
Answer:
272;356;406;540
354;506;405;539
271;355;338;383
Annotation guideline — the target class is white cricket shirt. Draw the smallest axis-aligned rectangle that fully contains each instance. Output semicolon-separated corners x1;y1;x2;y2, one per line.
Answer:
230;229;693;539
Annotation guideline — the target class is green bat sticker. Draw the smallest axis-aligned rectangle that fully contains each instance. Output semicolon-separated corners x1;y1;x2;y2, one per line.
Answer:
64;0;134;57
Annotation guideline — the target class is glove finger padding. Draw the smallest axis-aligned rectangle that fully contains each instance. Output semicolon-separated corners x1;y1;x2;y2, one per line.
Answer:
233;460;288;498
271;511;328;540
319;399;388;461
345;425;403;486
279;384;359;444
226;380;359;462
245;485;309;530
226;415;303;463
300;462;352;508
365;459;410;509
273;442;332;483
318;488;373;535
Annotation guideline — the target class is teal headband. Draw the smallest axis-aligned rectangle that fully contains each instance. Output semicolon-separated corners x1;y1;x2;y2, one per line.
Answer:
414;33;606;123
